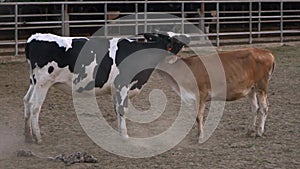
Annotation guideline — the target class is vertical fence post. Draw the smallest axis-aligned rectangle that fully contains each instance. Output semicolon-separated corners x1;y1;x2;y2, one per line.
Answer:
14;3;18;56
249;2;253;44
144;0;147;33
135;3;138;35
258;2;261;38
61;3;70;36
280;1;283;45
61;4;65;35
199;3;205;34
104;3;107;37
181;2;184;34
64;4;69;36
216;2;220;47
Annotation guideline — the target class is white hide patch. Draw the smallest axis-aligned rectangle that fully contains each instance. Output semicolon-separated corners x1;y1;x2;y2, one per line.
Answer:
167;32;190;38
120;86;129;106
93;38;122;94
32;61;73;91
167;32;180;37
125;38;134;42
99;38;120;89
27;33;88;51
165;55;179;64
241;88;252;97
78;54;98;86
128;81;140;98
108;38;120;60
180;87;196;103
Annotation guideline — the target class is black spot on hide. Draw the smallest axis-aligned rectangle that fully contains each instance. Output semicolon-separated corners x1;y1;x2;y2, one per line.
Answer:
48;66;54;74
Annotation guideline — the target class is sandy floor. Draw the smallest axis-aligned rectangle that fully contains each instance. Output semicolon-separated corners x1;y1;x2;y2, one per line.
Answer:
0;45;299;168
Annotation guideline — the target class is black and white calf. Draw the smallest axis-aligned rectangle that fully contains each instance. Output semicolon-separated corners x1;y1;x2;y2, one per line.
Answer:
24;33;190;143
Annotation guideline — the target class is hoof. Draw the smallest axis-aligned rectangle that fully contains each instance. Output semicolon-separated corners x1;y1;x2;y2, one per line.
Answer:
198;134;204;144
120;130;129;139
255;132;263;138
24;133;34;143
24;137;34;143
36;139;42;144
246;129;256;137
256;129;264;138
33;137;42;144
122;134;129;139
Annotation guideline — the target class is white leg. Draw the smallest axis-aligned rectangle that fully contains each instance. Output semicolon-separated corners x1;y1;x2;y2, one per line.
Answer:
114;85;129;139
117;112;128;139
23;84;34;142
197;100;205;142
257;91;269;137
246;90;259;136
28;85;50;143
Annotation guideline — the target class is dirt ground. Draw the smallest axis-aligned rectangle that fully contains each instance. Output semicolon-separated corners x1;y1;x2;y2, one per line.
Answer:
0;45;299;169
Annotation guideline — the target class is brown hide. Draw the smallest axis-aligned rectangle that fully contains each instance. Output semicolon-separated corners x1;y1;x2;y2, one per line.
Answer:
158;48;275;139
162;48;275;101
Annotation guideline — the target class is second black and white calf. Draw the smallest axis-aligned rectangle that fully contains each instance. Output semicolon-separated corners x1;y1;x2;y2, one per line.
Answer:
24;33;190;143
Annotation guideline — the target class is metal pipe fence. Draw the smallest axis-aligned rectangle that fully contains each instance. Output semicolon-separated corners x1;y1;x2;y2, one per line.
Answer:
0;0;299;56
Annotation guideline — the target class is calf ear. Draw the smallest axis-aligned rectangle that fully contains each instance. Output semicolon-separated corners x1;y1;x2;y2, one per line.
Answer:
143;33;159;41
165;55;179;64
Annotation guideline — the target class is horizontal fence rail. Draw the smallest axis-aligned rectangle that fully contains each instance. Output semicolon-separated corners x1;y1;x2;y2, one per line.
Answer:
0;0;299;56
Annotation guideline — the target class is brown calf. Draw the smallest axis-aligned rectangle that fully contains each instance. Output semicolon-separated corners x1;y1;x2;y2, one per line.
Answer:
158;48;275;141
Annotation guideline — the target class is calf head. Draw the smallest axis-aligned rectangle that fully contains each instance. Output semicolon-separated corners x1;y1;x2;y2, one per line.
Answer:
143;32;190;54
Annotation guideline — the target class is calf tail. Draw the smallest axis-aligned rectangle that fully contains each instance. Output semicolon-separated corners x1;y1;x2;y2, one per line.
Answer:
25;42;34;85
269;57;276;81
25;42;30;60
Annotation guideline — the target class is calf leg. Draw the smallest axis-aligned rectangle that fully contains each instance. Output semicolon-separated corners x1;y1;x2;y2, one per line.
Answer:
113;86;130;139
117;111;128;139
257;91;269;137
197;100;206;141
23;84;34;142
28;84;50;143
246;90;259;136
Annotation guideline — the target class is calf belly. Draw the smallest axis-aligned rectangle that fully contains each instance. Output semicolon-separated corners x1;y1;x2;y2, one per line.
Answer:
205;85;253;102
